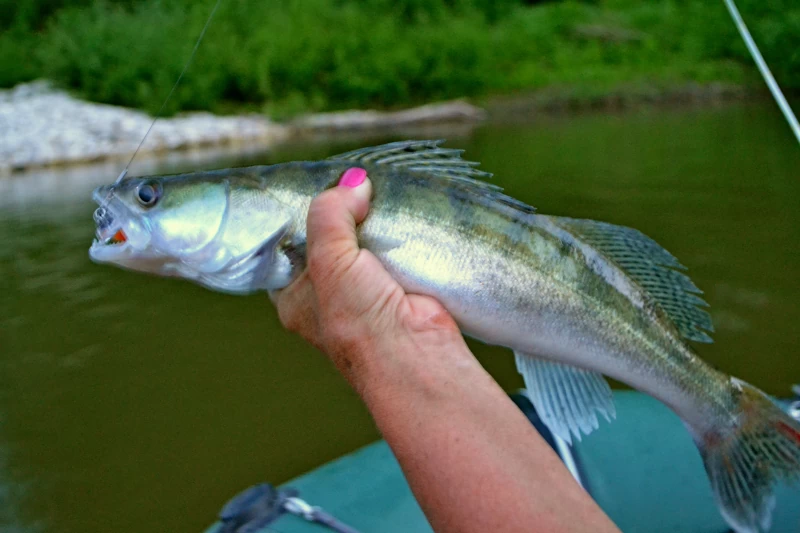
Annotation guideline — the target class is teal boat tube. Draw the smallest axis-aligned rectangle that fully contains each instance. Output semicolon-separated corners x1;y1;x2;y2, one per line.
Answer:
205;388;800;533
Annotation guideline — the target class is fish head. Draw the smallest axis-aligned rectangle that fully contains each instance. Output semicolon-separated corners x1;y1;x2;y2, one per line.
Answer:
89;175;229;272
89;173;294;293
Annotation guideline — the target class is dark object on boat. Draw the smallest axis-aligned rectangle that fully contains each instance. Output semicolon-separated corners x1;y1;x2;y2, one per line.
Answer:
206;389;800;533
218;483;298;533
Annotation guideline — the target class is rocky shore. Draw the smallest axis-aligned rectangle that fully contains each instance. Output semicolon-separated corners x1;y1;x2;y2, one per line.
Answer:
0;81;486;175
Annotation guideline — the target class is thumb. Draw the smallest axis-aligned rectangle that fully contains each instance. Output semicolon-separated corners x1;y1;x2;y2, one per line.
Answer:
306;168;372;283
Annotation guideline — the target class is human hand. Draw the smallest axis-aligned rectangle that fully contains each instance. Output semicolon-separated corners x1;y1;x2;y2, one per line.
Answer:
272;168;470;392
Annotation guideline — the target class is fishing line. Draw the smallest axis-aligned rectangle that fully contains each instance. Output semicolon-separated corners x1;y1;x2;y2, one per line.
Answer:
723;0;800;146
113;0;224;186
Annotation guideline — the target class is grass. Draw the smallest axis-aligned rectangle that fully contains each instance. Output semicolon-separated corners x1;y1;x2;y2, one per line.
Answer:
1;0;799;117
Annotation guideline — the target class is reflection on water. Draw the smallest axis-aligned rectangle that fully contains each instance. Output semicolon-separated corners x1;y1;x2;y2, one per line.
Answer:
2;102;800;533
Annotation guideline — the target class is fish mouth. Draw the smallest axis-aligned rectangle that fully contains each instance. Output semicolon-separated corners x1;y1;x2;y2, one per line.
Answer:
91;203;129;246
90;216;132;261
89;188;136;261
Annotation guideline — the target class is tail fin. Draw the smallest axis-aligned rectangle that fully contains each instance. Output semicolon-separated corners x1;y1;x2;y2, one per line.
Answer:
698;379;800;533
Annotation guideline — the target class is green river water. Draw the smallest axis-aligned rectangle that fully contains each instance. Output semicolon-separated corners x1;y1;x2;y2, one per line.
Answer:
2;101;799;532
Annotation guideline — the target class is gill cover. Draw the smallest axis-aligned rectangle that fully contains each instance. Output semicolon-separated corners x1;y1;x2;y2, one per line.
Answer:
148;179;229;261
89;177;231;277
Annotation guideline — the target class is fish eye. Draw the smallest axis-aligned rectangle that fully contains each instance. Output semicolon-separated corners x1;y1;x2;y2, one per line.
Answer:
135;181;161;207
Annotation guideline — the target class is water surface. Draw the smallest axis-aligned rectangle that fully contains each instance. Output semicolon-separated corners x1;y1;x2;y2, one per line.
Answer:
2;101;799;532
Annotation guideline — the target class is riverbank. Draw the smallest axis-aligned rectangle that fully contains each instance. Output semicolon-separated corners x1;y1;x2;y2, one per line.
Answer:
0;81;485;175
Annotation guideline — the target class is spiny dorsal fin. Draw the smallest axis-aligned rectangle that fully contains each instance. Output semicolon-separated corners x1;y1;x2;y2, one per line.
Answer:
552;217;714;343
330;140;535;215
515;351;616;444
330;139;492;179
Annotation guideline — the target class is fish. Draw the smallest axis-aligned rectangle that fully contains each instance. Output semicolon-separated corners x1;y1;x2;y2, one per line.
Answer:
89;140;800;532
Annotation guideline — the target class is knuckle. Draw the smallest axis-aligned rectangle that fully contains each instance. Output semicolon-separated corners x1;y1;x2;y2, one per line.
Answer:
404;297;460;335
423;311;460;336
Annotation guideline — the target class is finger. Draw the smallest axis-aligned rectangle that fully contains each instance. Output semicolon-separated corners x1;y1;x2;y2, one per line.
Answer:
404;293;461;335
270;271;319;337
306;172;372;283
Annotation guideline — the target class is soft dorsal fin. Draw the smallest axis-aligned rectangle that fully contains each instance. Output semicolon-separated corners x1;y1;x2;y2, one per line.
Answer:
330;140;536;216
515;351;616;444
551;216;714;343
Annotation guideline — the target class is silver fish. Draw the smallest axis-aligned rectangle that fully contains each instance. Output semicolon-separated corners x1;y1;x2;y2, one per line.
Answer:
89;140;800;532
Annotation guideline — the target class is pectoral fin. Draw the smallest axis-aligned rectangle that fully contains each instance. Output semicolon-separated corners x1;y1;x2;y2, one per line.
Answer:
514;351;616;444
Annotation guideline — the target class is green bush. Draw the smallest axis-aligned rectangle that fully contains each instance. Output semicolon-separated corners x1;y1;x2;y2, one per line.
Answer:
0;28;39;86
1;0;798;115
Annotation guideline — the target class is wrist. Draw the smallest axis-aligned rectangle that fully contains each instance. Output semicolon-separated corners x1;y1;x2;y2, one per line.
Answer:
351;329;481;412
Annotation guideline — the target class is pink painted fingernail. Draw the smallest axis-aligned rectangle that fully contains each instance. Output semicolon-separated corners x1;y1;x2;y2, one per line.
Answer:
339;167;367;188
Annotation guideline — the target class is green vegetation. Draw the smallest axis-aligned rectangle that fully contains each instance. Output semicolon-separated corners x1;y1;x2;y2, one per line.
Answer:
1;0;799;116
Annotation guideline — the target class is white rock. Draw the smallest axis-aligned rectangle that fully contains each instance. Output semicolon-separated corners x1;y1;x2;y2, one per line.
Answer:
0;81;288;172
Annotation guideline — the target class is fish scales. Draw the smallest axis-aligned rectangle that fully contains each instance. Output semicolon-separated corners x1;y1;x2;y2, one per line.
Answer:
89;140;800;533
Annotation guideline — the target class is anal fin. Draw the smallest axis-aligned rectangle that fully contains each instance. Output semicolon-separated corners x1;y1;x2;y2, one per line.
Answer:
514;351;616;445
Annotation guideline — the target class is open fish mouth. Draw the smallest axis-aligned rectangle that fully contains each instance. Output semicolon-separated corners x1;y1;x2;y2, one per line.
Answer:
92;206;129;247
89;188;140;263
89;218;133;264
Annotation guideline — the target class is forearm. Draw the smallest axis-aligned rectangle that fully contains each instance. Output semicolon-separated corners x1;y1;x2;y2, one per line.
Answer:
355;332;620;533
